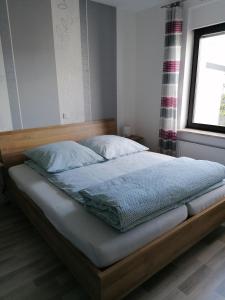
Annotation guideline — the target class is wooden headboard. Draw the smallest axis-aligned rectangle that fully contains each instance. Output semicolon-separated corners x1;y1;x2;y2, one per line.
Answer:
0;119;117;167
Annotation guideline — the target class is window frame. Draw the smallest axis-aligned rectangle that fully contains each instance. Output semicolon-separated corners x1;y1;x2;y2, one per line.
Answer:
187;22;225;134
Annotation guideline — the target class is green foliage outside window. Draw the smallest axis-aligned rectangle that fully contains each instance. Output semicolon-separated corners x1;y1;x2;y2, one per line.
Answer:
220;94;225;117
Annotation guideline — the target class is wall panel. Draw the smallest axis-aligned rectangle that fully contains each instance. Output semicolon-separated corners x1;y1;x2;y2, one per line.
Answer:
7;0;61;129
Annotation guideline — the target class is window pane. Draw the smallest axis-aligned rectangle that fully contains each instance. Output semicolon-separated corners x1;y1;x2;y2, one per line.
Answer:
193;32;225;127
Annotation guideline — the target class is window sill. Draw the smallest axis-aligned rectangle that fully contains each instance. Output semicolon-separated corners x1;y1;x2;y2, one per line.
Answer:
177;128;225;149
178;128;225;139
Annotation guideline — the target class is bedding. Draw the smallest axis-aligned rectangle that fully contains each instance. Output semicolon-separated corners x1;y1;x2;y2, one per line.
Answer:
8;163;188;268
79;135;148;160
80;157;225;231
24;140;104;173
25;151;173;203
24;151;225;231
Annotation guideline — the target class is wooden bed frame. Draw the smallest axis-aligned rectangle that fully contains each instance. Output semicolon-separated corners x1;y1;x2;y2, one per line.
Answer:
1;119;225;300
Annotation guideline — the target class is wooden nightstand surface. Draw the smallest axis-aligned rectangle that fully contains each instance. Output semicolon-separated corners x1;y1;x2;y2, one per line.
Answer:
127;135;144;145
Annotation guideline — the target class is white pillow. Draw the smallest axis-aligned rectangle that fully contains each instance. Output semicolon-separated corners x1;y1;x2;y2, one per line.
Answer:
80;135;149;160
24;141;104;173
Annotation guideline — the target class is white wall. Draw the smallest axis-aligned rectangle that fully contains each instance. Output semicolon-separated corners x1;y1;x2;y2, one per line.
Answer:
117;9;136;135
189;0;225;30
51;0;85;124
177;0;225;162
117;0;225;160
135;6;165;151
179;0;225;129
0;35;12;131
117;6;165;150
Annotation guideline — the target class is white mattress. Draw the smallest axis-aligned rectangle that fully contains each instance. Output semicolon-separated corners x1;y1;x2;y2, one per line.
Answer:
9;163;188;268
187;183;225;216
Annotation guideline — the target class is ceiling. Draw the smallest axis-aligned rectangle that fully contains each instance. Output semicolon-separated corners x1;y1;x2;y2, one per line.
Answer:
91;0;168;12
91;0;211;12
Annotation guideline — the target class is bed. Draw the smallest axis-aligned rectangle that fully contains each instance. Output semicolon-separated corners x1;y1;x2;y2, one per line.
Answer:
1;119;225;300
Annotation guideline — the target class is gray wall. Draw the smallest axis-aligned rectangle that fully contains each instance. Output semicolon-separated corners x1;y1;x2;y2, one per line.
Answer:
7;0;60;129
0;0;22;129
80;0;92;121
0;34;12;131
80;0;117;120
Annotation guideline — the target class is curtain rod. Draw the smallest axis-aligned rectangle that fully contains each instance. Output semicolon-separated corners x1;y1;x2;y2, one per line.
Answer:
161;0;187;8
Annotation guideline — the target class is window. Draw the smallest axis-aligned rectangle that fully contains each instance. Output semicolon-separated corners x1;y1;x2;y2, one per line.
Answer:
187;23;225;133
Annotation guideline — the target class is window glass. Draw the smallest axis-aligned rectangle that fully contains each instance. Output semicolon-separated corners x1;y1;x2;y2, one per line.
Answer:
193;33;225;127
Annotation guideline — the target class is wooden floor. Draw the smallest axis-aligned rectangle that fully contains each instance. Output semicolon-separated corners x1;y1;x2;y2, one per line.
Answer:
1;202;225;300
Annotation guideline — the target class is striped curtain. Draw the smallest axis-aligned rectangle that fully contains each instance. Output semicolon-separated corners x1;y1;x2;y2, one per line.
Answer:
159;5;183;156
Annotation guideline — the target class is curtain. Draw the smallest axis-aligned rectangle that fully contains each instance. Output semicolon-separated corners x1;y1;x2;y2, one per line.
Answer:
159;5;183;156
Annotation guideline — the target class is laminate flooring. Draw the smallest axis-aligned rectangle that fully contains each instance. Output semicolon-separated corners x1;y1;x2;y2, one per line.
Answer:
1;202;225;300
